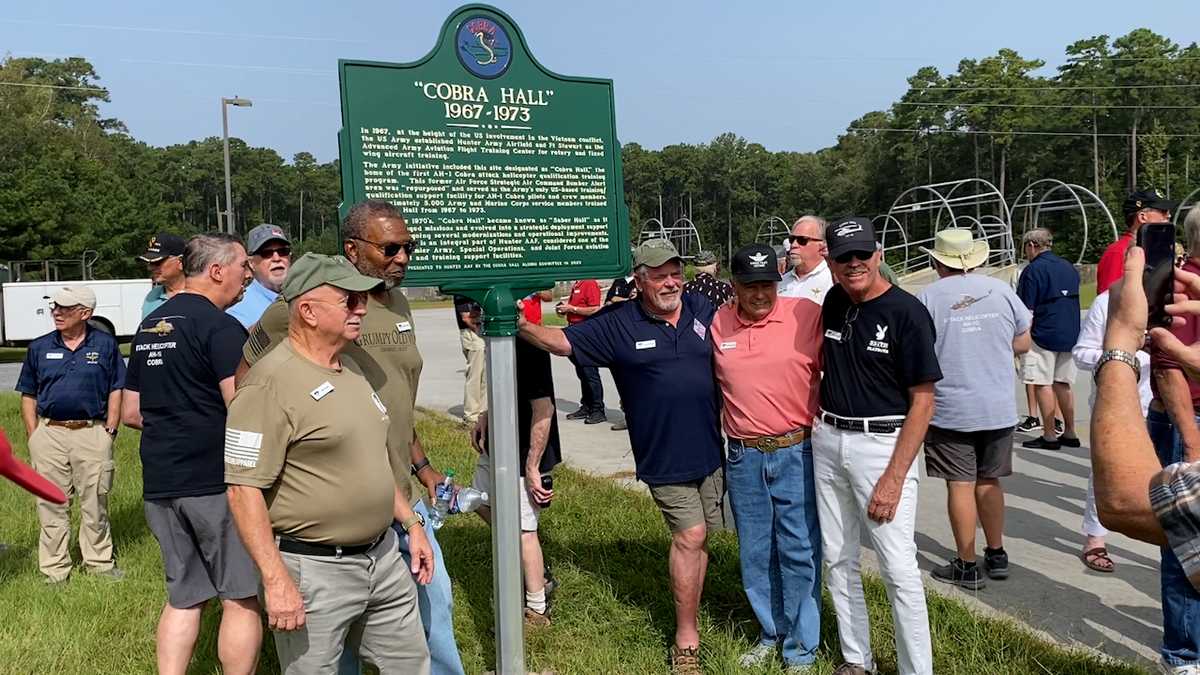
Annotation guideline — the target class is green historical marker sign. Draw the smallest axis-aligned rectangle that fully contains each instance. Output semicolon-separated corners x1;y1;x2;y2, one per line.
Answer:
337;4;629;292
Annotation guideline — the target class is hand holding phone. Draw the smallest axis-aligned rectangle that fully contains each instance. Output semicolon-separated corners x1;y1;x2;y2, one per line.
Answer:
1137;222;1175;328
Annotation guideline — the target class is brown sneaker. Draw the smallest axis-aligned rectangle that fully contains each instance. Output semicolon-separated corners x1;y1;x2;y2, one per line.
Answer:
832;663;872;675
669;645;702;675
523;606;551;627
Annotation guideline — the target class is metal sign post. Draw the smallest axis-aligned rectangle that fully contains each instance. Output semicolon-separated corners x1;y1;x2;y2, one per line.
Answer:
336;5;629;672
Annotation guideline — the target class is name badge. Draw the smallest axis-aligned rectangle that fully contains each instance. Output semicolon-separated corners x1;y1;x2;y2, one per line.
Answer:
824;329;843;342
692;318;706;340
396;321;412;333
46;352;64;360
720;341;737;350
635;339;656;350
310;381;335;400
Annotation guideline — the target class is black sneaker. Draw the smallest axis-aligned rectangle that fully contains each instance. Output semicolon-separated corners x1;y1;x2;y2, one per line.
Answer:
1016;416;1041;433
565;407;589;420
1054;418;1065;436
1022;436;1061;450
584;410;607;424
543;563;558;598
983;547;1009;580
1058;435;1081;448
932;558;986;590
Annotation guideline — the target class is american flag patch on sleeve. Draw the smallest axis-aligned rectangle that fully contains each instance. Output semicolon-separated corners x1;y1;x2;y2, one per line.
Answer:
224;429;263;468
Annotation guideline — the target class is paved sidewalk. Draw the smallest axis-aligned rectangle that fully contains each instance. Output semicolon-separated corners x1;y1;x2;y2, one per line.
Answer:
410;305;1163;669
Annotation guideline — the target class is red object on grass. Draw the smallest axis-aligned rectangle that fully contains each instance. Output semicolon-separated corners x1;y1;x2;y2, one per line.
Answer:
0;428;67;504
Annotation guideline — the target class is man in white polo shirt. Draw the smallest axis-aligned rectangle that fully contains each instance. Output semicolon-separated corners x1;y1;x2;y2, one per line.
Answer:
779;215;832;304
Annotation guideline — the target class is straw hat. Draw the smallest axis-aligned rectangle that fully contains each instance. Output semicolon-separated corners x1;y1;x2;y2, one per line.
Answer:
920;229;989;270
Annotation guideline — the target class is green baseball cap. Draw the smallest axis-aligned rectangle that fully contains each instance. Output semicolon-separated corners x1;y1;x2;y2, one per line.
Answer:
633;238;681;268
281;253;381;301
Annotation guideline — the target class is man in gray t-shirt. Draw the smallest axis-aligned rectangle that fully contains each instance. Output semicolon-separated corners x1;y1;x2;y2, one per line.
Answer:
916;230;1032;591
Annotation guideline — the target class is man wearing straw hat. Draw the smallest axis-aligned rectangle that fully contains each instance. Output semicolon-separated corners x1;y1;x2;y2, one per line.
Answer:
917;230;1032;590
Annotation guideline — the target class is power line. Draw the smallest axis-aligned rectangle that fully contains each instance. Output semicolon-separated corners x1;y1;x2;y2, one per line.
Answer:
118;58;332;77
0;18;364;44
917;82;1200;92
0;80;107;93
892;100;1199;110
850;126;1200;138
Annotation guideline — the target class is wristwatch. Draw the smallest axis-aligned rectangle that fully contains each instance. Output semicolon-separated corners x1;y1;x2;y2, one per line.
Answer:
1094;349;1140;383
400;512;425;532
410;457;431;476
104;426;118;437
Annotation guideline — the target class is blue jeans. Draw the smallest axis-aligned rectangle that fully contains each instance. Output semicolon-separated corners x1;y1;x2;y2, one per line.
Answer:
726;437;822;666
1146;409;1200;667
338;501;465;675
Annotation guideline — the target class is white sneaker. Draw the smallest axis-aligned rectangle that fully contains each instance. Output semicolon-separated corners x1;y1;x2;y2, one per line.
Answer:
1160;661;1200;674
737;642;775;667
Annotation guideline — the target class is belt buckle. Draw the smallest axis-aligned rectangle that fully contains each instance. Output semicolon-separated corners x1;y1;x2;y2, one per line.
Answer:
759;436;778;453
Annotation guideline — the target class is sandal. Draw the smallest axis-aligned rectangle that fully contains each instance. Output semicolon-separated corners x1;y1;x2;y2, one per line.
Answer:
1081;547;1115;573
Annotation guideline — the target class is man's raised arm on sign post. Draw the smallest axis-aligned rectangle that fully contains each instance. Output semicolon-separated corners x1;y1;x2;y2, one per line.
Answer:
518;313;572;356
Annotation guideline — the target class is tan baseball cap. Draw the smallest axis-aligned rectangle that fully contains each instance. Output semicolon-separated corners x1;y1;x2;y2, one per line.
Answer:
47;286;97;309
281;253;381;301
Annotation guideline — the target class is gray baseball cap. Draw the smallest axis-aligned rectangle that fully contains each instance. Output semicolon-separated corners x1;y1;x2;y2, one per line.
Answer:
246;223;291;256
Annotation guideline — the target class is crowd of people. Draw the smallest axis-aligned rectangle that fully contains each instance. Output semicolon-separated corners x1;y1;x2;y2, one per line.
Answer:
11;191;1200;675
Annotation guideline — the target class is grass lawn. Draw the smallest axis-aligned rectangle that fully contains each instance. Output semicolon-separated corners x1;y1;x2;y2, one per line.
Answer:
1080;280;1097;310
0;394;1144;674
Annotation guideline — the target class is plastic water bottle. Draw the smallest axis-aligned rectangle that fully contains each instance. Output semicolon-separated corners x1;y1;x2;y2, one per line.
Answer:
429;471;456;530
453;486;489;515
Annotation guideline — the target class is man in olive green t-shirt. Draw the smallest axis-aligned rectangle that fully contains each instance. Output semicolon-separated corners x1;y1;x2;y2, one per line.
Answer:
226;253;432;674
238;201;466;675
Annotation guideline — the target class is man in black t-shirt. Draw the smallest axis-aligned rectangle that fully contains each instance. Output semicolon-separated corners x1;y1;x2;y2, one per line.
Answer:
813;217;941;675
122;233;262;674
469;338;562;625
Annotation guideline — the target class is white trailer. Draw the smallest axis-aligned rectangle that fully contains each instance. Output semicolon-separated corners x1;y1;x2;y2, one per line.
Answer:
0;279;152;344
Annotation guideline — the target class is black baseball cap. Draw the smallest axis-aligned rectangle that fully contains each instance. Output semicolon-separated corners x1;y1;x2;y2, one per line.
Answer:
731;243;781;284
138;233;186;262
1123;188;1178;219
825;216;877;259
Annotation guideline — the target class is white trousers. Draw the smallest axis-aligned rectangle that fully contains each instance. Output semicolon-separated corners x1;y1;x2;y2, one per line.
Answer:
1081;470;1109;538
812;417;933;675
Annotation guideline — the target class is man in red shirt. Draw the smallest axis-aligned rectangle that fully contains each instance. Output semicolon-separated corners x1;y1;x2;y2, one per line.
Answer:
1096;188;1177;294
557;279;605;424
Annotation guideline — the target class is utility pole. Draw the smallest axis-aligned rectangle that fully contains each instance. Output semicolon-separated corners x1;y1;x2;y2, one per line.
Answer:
299;190;305;243
1092;94;1101;200
221;96;253;235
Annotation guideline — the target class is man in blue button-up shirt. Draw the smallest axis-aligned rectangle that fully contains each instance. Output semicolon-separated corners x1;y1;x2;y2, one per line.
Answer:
227;223;292;328
16;286;126;583
519;238;722;674
1016;228;1082;450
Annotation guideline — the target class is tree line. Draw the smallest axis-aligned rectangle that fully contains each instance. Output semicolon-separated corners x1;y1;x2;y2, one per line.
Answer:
1;28;1196;280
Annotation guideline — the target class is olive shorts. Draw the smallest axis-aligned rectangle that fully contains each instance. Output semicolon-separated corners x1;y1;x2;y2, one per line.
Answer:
648;468;725;533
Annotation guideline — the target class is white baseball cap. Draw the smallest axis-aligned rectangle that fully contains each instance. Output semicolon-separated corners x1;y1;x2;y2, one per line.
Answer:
47;286;97;309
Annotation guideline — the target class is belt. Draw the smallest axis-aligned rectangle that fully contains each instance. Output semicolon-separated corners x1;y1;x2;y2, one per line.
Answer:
820;411;905;434
278;531;386;558
46;419;97;430
732;427;811;453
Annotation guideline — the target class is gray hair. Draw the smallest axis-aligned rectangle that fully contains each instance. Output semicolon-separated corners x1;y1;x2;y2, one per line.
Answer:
183;233;245;278
792;215;826;234
343;200;406;241
1022;228;1053;248
1186;208;1200;256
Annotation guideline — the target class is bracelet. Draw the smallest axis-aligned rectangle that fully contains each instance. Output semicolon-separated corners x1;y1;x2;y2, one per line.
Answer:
399;513;424;532
410;457;431;476
1094;349;1140;383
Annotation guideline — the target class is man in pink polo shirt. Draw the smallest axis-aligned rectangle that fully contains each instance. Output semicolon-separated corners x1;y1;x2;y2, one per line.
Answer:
710;242;824;671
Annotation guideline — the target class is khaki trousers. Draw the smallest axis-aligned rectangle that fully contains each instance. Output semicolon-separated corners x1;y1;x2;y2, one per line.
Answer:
460;328;488;424
27;420;116;580
273;528;430;674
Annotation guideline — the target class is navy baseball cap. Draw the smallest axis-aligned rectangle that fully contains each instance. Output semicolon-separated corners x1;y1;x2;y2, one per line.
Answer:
825;217;877;259
731;243;781;284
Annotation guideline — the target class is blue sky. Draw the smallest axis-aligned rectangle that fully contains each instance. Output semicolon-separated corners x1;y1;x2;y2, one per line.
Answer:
4;1;1197;162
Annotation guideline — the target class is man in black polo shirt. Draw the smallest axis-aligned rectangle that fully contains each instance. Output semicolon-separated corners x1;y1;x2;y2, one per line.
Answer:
519;237;722;675
122;233;262;675
814;217;941;675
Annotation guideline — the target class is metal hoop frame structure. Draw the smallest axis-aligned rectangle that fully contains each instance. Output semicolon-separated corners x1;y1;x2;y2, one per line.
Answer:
1175;187;1200;228
884;178;1015;277
755;216;790;246
636;217;703;261
1009;179;1117;265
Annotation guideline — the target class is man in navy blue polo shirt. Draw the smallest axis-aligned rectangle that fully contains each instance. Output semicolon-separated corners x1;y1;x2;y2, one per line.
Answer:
16;286;125;584
519;238;722;675
1016;228;1082;449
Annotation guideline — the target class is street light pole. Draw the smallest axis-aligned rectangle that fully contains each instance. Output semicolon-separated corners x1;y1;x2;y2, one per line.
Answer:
221;96;253;235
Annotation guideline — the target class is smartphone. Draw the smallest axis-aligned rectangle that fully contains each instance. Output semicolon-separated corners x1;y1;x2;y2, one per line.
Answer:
1138;222;1175;328
537;474;553;507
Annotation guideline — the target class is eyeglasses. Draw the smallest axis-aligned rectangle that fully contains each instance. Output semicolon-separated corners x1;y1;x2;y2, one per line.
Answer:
788;235;824;247
841;305;860;341
49;303;83;313
350;236;417;259
309;291;368;312
256;246;291;259
833;250;874;264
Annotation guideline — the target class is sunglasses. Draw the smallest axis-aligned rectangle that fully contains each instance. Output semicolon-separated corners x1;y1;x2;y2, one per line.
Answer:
788;235;824;247
350;236;417;259
310;291;368;312
833;250;874;264
841;305;861;341
256;246;291;259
